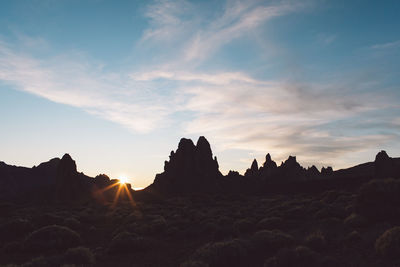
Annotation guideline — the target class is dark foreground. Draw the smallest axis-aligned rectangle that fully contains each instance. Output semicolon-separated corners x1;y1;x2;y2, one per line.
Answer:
1;178;400;267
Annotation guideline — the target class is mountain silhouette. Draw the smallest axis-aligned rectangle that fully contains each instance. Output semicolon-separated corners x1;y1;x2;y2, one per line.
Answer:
148;136;223;194
145;136;400;195
0;136;400;201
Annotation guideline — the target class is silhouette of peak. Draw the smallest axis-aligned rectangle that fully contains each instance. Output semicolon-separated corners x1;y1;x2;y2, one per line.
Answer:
178;138;195;152
59;154;77;173
374;150;396;178
151;136;222;193
307;165;320;176
321;166;333;175
251;159;259;171
245;159;259;177
282;156;299;168
196;136;212;158
375;150;390;162
263;153;277;169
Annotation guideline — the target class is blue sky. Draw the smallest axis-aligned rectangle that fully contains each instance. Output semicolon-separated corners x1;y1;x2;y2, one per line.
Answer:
0;0;399;187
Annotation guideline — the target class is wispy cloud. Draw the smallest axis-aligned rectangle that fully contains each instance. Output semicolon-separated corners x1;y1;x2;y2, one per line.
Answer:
317;33;337;45
370;40;400;50
140;0;304;63
183;2;301;61
0;41;176;133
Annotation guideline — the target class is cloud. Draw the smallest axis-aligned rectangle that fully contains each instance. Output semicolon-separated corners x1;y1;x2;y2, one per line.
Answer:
317;33;337;45
183;1;301;62
0;41;175;133
140;0;303;63
370;40;400;50
141;0;194;42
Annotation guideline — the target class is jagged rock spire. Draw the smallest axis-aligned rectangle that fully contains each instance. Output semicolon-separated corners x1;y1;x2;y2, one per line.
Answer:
375;150;395;178
152;136;222;193
263;153;277;169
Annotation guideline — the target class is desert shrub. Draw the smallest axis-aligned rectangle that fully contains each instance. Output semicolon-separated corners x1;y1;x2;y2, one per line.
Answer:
109;231;149;253
148;215;167;234
0;202;15;217
180;260;209;267
217;216;234;226
0;218;33;242
343;213;367;228
355;178;400;220
21;256;49;267
264;246;321;267
257;217;284;230
191;239;249;267
305;231;326;251
64;246;95;265
375;226;400;259
250;230;294;255
233;218;254;235
200;220;218;235
33;213;64;228
321;191;339;204
62;218;81;231
343;231;362;247
24;225;81;251
213;225;235;241
21;255;65;267
1;240;22;254
314;204;346;219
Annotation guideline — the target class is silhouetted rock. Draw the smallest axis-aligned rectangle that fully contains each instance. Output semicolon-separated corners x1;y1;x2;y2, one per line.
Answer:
263;153;277;169
278;156;305;180
150;136;222;194
245;159;259;177
307;166;320;177
375;150;395;178
93;174;111;188
321;167;333;176
55;154;89;202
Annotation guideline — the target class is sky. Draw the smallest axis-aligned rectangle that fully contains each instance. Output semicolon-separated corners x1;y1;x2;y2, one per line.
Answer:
0;0;399;188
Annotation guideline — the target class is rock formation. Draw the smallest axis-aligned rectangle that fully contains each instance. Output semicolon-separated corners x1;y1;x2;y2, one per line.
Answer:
244;159;259;177
55;154;87;202
150;136;222;193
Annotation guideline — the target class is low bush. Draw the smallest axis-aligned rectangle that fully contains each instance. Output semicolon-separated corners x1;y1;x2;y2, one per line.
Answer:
250;230;294;255
233;218;254;235
343;213;367;228
375;226;400;259
64;246;95;265
24;225;81;251
305;231;326;251
109;231;149;253
191;239;249;267
0;219;34;242
264;246;321;267
355;178;400;220
62;218;81;231
257;217;283;230
180;260;209;267
343;231;362;247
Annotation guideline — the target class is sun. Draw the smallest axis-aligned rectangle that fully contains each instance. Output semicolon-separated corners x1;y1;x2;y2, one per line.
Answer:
118;176;128;184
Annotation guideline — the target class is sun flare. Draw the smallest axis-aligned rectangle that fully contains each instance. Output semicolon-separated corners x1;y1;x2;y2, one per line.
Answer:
118;176;128;184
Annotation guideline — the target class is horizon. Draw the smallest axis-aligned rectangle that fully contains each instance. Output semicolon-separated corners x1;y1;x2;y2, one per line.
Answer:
1;0;399;188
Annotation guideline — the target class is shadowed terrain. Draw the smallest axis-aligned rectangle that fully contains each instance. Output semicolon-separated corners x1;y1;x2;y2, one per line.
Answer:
1;136;400;266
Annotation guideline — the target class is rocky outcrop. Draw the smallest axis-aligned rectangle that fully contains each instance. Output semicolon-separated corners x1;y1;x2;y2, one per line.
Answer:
150;136;222;194
244;159;259;177
321;166;333;176
55;154;87;202
307;165;320;177
375;150;396;178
